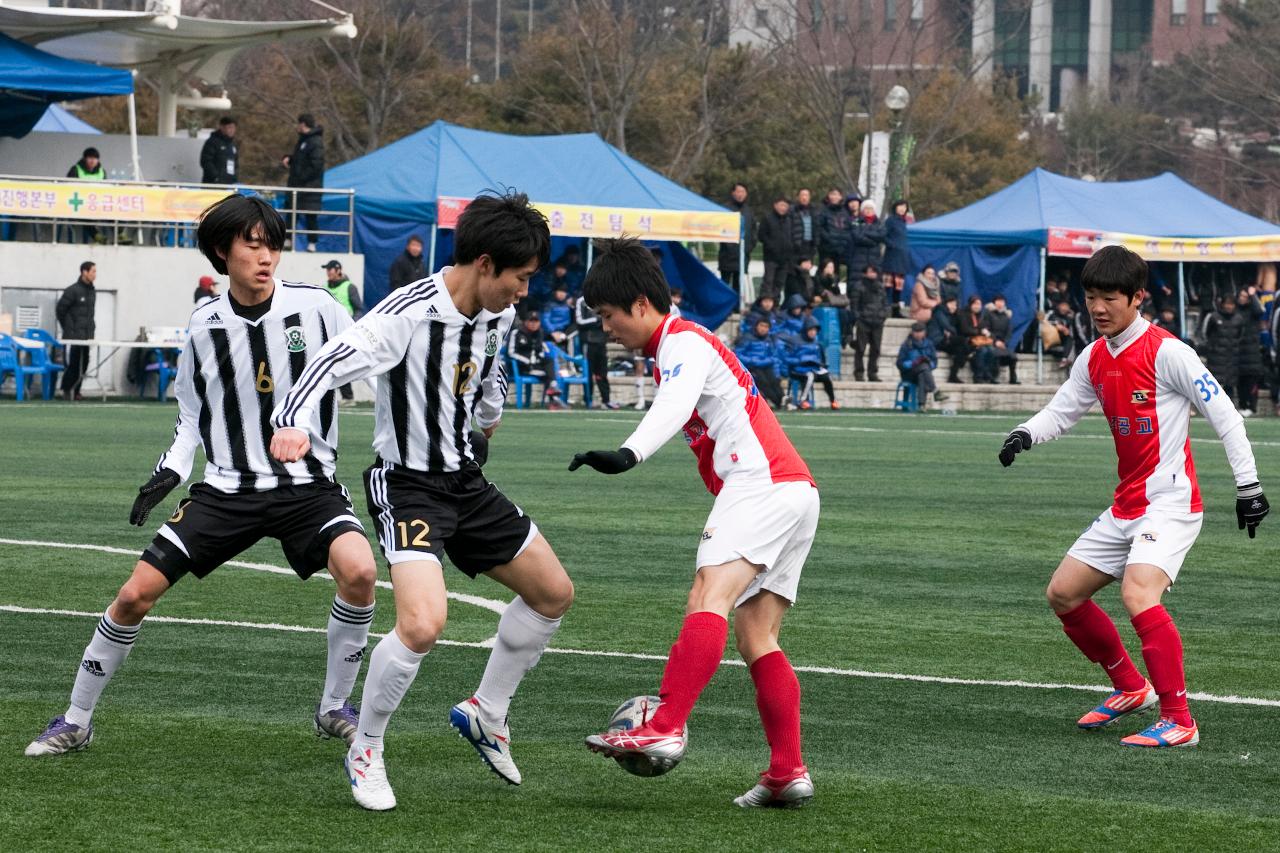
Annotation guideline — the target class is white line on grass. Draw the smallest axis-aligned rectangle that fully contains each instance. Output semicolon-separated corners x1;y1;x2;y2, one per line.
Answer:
3;604;1278;708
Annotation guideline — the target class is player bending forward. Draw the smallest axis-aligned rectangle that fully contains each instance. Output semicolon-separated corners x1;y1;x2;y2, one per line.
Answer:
26;195;377;758
1000;245;1268;748
271;192;573;811
570;238;819;808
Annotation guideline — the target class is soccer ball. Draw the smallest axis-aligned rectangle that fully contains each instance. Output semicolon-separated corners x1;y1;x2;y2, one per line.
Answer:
606;695;687;778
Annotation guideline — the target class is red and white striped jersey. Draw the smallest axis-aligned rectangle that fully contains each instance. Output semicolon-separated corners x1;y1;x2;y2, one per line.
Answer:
1020;317;1257;519
621;315;814;495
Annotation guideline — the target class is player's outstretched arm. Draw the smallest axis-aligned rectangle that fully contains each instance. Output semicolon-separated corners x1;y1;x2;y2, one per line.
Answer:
130;468;181;526
1236;483;1269;539
568;448;638;475
998;428;1032;467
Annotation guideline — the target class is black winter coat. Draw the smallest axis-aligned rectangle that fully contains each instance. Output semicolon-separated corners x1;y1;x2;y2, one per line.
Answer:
388;250;427;291
1237;296;1265;376
757;210;793;263
717;199;756;273
56;278;96;340
983;307;1014;346
788;203;817;261
288;127;326;211
849;275;888;326
1201;309;1245;386
927;304;959;348
816;201;851;260
846;217;886;278
881;213;910;275
200;130;239;185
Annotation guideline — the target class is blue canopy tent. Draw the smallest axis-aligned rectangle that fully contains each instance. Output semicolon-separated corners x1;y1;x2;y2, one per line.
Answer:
0;32;132;139
908;169;1280;379
34;103;101;134
321;121;739;328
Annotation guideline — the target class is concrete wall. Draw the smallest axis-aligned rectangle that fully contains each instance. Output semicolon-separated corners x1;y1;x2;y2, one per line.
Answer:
0;242;363;394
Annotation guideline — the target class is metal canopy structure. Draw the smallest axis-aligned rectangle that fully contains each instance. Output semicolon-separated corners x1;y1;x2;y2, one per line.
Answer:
0;0;355;136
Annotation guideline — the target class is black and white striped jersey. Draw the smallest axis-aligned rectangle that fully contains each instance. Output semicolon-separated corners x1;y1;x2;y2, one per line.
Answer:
271;271;513;473
157;281;352;492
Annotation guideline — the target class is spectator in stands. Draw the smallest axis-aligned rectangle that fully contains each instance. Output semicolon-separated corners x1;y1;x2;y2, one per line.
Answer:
898;321;946;408
1235;286;1266;417
882;200;912;316
790;256;821;302
541;283;575;350
388;235;427;291
984;293;1019;385
1152;306;1187;344
928;295;966;383
849;263;888;382
1200;293;1244;404
959;294;996;383
718;182;755;292
789;188;817;264
1043;300;1075;364
200;116;239;185
817;189;852;280
909;263;941;323
322;260;366;407
509;311;564;409
784;317;839;410
66;147;105;244
56;261;96;401
757;196;793;300
846;201;886;292
193;275;219;306
939;261;963;305
741;294;781;336
735;315;785;409
548;260;575;298
1044;274;1067;310
780;294;809;338
669;287;684;319
283;113;325;251
574;294;620;410
814;259;852;347
1270;293;1280;417
554;244;587;290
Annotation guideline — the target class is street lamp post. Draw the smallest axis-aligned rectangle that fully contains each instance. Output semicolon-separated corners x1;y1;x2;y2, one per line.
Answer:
884;85;912;204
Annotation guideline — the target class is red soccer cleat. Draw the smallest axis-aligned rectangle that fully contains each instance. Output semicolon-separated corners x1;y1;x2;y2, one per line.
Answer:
1077;681;1157;730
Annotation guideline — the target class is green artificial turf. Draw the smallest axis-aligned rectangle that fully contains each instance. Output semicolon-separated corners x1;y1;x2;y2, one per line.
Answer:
1;403;1277;851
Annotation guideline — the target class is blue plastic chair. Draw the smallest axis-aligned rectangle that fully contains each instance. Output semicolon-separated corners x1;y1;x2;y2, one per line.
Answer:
138;347;179;401
18;328;66;400
893;380;919;413
0;333;47;401
549;342;591;408
505;353;548;409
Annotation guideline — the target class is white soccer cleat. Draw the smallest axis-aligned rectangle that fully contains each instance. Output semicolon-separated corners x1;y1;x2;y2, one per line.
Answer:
449;697;521;785
25;715;93;757
344;744;396;811
734;770;815;808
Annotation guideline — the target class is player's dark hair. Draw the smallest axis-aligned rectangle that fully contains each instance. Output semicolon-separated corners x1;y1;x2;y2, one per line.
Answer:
583;236;672;314
80;260;95;273
297;113;315;128
218;115;236;126
453;191;550;276
83;147;100;159
1082;245;1146;299
196;194;285;275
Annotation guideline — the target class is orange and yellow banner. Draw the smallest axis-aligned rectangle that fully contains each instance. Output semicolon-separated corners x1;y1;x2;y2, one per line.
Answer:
0;179;231;223
437;196;741;242
1048;227;1280;262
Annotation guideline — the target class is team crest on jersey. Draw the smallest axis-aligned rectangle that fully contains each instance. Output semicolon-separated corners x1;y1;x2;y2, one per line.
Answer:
485;330;499;357
1131;389;1151;404
1140;531;1158;542
701;528;715;541
284;326;306;352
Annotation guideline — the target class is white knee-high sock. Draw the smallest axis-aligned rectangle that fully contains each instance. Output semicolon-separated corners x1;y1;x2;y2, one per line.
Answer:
474;597;561;723
320;596;375;713
351;629;425;754
66;612;140;727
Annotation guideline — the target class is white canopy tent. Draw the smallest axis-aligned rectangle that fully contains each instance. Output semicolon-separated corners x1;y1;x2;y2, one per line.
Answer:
0;0;355;137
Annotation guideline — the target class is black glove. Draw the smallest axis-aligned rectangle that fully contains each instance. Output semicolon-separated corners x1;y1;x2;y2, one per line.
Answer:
470;429;490;467
1236;482;1269;539
998;428;1032;468
129;468;181;526
568;448;638;475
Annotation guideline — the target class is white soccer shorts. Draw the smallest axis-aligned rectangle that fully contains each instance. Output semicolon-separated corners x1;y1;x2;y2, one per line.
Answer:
695;479;820;607
1067;507;1203;584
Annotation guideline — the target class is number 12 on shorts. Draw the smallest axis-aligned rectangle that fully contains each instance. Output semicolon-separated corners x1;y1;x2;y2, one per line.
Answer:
397;519;431;549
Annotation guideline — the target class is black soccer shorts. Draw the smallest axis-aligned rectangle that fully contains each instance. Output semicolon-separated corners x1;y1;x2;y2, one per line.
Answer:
363;458;536;577
140;480;366;584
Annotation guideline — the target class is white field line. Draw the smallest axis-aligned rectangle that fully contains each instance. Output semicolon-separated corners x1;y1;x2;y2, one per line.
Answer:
0;537;506;616
2;604;1278;709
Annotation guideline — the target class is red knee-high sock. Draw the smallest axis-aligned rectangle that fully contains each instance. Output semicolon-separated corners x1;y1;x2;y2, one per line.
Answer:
1056;601;1146;692
750;650;804;778
649;612;728;734
1132;605;1193;727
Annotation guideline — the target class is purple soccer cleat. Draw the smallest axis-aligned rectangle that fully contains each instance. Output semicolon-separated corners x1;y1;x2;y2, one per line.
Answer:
25;715;93;757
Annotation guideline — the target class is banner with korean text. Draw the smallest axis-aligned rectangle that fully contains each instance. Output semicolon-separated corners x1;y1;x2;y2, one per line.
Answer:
0;179;230;223
1048;227;1280;262
437;196;740;242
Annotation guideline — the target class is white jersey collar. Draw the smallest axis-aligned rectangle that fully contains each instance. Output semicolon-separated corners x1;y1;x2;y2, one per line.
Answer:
1105;316;1148;357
